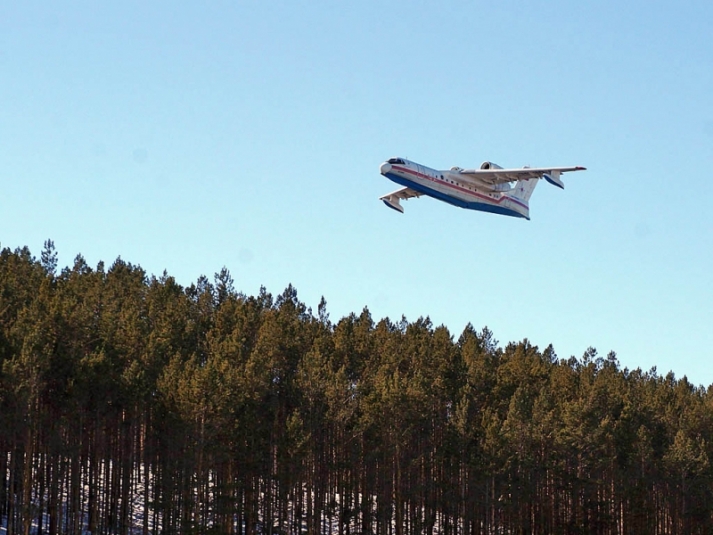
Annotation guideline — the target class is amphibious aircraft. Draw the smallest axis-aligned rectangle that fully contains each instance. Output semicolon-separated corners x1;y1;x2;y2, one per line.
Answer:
379;158;586;220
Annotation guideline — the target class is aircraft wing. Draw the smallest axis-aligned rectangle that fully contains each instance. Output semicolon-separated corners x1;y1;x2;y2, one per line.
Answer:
380;187;422;201
458;166;586;188
379;187;421;213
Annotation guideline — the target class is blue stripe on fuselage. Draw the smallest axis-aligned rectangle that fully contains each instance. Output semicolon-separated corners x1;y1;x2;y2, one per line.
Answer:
382;172;529;220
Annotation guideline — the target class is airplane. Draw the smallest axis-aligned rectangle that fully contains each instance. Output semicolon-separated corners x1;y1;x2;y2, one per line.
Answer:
379;157;586;220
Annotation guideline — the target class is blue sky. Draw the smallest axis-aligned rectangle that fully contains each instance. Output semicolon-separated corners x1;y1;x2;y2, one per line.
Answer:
2;1;712;385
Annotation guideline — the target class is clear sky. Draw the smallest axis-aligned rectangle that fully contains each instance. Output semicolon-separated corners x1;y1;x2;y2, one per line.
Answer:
2;1;712;385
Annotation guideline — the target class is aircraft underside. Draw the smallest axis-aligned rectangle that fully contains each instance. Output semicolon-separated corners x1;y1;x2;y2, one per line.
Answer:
382;172;529;219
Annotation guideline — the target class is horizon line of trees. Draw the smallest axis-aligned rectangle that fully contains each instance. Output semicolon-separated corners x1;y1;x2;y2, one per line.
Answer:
1;241;712;535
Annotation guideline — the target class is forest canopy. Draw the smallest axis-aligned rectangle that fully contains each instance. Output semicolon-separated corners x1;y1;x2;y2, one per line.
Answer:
1;242;712;534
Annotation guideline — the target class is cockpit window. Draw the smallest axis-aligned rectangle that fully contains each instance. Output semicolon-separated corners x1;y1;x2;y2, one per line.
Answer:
388;158;405;165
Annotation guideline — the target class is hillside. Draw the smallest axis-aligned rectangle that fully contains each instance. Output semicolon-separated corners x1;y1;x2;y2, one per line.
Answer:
1;243;712;534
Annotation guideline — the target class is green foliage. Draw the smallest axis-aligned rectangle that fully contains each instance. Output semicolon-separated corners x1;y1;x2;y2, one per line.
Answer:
1;244;713;533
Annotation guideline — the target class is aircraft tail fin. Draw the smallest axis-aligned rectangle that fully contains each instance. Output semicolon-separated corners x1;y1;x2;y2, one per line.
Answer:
512;171;566;201
511;178;539;203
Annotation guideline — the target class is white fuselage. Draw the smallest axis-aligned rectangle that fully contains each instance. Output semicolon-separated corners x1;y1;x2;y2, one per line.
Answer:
380;158;530;219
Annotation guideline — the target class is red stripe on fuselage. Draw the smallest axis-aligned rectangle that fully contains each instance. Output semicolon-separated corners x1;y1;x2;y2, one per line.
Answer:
391;165;529;211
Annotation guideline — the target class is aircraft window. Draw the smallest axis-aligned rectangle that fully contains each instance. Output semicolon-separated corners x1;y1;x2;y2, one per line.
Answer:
388;158;405;165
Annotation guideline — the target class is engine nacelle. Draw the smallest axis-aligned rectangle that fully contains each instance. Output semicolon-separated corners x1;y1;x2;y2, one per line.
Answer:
480;161;503;170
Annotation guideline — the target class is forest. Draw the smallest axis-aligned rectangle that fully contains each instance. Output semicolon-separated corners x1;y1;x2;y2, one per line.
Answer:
1;242;712;535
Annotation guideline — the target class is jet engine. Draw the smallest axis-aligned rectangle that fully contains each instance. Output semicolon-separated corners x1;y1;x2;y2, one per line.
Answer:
480;161;503;170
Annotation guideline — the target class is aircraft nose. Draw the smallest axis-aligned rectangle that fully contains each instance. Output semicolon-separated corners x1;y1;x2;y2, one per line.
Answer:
380;162;392;175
